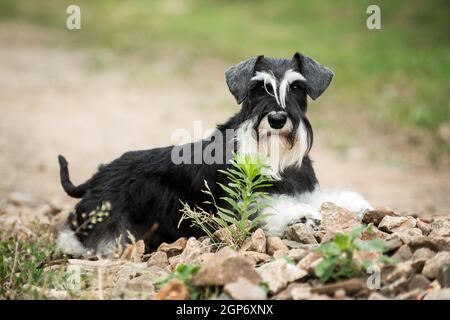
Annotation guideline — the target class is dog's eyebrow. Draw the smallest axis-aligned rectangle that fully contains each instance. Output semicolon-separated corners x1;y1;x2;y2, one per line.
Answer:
279;69;307;109
251;71;280;105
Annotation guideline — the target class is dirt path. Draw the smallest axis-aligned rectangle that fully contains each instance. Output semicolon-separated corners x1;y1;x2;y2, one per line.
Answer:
1;24;449;217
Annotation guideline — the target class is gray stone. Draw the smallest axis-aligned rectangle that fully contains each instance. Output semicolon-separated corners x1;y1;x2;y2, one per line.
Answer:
438;264;450;288
391;245;413;262
256;259;307;293
408;274;431;291
285;223;318;244
429;219;450;238
266;236;289;256
416;219;432;236
424;288;450;300
378;216;416;233
239;228;266;253
362;208;398;226
422;252;450;279
224;277;267;300
411;247;436;272
193;247;261;286
147;251;169;269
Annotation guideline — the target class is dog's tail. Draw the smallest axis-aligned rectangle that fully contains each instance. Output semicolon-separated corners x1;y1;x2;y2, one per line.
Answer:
58;155;90;198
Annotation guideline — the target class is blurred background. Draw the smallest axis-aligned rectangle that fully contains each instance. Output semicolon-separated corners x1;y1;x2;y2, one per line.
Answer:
0;0;448;216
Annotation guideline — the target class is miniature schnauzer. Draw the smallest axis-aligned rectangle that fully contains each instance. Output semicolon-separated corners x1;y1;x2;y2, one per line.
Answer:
57;53;372;256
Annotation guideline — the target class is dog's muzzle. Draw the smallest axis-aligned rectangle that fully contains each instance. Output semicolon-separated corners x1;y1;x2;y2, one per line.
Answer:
267;112;287;129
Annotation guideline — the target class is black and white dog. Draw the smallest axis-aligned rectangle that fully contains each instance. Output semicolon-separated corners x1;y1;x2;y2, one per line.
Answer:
57;53;372;256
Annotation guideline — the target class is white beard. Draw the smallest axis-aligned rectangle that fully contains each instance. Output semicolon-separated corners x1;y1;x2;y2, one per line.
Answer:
235;117;309;180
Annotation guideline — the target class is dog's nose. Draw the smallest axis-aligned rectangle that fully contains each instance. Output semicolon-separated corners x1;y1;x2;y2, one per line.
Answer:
268;113;287;129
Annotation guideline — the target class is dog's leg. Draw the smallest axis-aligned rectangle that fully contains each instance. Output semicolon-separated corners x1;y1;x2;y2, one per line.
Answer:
261;194;322;237
298;185;373;218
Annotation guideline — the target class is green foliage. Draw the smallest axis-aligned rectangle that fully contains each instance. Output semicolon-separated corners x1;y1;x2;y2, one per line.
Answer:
180;152;273;249
156;264;213;300
0;227;68;299
314;225;393;283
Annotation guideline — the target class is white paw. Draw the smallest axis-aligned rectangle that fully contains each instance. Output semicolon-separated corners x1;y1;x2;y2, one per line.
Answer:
261;195;322;237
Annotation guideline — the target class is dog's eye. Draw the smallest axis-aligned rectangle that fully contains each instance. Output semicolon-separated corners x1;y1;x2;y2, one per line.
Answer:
260;83;273;91
290;82;301;90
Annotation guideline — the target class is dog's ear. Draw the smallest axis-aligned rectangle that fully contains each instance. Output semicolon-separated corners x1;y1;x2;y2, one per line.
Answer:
225;55;263;104
293;52;334;100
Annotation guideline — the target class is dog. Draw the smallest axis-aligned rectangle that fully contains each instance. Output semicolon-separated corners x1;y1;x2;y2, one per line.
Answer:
57;52;373;256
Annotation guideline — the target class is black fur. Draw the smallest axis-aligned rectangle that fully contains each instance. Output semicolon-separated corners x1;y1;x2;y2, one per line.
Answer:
59;53;332;252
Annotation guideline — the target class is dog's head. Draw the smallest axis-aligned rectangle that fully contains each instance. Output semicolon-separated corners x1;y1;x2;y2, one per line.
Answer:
225;53;333;177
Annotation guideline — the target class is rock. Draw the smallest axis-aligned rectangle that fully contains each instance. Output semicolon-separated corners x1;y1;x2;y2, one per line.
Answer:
408;274;431;291
409;236;450;252
68;259;123;273
368;292;389;300
334;289;347;299
116;275;155;299
121;240;145;262
282;240;318;250
256;259;307;293
429;219;450;238
422;252;450;279
287;249;309;262
213;227;234;245
239;228;266;253
193;247;261;286
396;289;421;300
311;278;366;296
416;219;432;236
384;235;404;252
157;237;187;257
243;251;271;265
285;223;318;244
154;279;189;300
396;228;423;244
381;276;409;296
147;251;169;269
273;250;290;260
194;252;215;266
360;224;390;241
362;208;398;226
168;237;210;269
297;252;323;273
438;265;450;288
317;202;361;242
116;263;167;285
354;250;381;262
272;283;311;300
266;236;289;256
424;288;450;300
391;245;413;262
411;248;436;272
224;277;267;300
291;284;313;300
386;261;414;283
378;216;416;233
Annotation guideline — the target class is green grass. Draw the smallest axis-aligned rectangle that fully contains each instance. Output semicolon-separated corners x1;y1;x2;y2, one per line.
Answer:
1;0;449;148
0;226;68;299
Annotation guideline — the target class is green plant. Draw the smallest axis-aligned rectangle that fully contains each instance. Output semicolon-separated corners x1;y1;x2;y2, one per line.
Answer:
314;225;393;284
179;152;273;249
0;226;68;299
156;264;208;300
